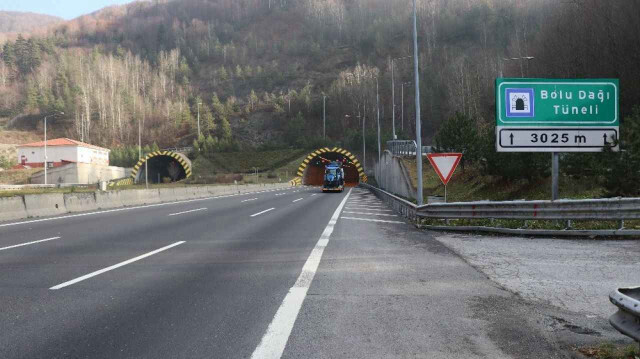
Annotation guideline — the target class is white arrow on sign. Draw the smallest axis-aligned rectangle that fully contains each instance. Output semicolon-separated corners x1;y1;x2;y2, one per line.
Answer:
427;153;462;186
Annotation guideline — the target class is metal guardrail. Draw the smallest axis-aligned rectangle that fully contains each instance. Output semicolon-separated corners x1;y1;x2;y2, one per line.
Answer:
0;184;95;191
609;287;640;342
386;140;432;157
422;198;640;221
0;184;56;190
360;183;640;237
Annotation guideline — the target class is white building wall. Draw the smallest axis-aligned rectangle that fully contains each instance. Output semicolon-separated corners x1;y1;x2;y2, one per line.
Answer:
77;146;109;165
17;146;78;165
17;145;109;165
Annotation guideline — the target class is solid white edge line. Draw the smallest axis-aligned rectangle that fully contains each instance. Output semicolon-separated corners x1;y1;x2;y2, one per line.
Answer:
342;211;398;217
292;198;303;203
0;187;297;228
0;236;61;252
341;217;404;224
50;241;185;290
344;207;392;211
250;188;352;359
251;208;275;217
167;208;207;216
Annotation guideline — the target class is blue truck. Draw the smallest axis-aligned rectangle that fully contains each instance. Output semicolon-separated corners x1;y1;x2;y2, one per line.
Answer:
322;162;345;192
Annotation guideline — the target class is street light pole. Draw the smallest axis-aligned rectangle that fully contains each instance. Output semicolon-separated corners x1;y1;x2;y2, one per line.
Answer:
413;0;423;205
376;77;381;166
391;56;410;140
43;112;63;185
391;57;396;140
44;115;48;185
197;102;202;138
323;95;327;140
402;82;411;133
363;101;366;172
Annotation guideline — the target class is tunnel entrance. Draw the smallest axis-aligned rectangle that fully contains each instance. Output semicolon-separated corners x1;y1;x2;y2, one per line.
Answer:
131;151;192;184
137;156;186;184
297;147;365;187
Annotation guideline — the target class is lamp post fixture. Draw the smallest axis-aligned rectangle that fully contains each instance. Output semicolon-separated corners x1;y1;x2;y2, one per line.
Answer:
43;111;64;185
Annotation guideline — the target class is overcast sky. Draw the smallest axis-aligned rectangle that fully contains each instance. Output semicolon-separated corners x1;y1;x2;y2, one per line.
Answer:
0;0;136;20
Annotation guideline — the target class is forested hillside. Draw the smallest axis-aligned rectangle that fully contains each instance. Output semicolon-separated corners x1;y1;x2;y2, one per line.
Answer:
1;0;638;152
0;11;62;35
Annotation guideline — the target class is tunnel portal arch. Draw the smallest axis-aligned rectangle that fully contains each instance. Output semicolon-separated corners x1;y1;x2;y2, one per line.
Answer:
293;147;367;186
131;150;192;184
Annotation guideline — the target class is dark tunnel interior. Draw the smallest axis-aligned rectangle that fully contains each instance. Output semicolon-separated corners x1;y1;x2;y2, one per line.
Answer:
302;152;360;187
138;156;187;184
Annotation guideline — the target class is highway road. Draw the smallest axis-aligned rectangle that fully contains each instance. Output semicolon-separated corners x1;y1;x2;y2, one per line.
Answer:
0;186;577;358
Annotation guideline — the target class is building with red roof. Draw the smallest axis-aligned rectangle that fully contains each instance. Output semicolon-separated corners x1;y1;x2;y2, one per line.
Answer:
17;138;110;169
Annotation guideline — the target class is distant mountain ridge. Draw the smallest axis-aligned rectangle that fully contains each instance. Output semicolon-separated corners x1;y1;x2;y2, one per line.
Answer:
0;11;63;34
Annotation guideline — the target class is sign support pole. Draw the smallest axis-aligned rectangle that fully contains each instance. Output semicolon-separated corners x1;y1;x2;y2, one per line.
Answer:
552;152;559;200
444;184;447;203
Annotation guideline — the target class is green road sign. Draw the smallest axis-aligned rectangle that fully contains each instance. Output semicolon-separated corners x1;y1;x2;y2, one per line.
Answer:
495;78;619;152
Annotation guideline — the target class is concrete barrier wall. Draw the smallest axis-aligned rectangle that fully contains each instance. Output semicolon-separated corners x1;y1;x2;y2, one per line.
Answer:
0;196;27;221
64;193;98;213
374;151;417;201
95;191;124;209
24;193;67;218
1;182;293;222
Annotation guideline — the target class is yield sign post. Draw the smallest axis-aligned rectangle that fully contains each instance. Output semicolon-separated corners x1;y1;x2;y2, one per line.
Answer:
427;153;462;202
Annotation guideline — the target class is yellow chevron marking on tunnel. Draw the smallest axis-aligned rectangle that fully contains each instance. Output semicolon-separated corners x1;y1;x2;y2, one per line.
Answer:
295;147;367;184
129;150;192;183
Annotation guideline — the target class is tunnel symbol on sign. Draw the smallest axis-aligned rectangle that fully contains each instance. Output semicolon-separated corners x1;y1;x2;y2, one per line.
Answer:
505;88;535;117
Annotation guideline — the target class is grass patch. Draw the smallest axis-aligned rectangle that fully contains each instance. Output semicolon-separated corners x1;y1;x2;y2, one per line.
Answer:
578;343;640;359
190;149;311;184
204;149;308;174
0;168;41;185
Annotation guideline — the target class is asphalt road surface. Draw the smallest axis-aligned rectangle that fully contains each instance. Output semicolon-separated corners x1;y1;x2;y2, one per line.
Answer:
0;186;586;358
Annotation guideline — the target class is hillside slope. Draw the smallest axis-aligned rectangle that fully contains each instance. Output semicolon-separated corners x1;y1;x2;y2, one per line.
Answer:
0;0;638;154
0;11;62;34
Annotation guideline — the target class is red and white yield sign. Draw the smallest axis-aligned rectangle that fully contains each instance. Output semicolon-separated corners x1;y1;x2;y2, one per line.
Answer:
427;153;462;185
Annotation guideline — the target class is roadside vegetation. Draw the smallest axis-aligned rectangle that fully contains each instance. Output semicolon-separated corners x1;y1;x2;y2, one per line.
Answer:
578;343;640;359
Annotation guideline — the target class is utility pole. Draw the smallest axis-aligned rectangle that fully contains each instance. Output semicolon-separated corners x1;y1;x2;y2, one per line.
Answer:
413;0;423;205
323;95;327;140
197;102;202;138
376;77;381;166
